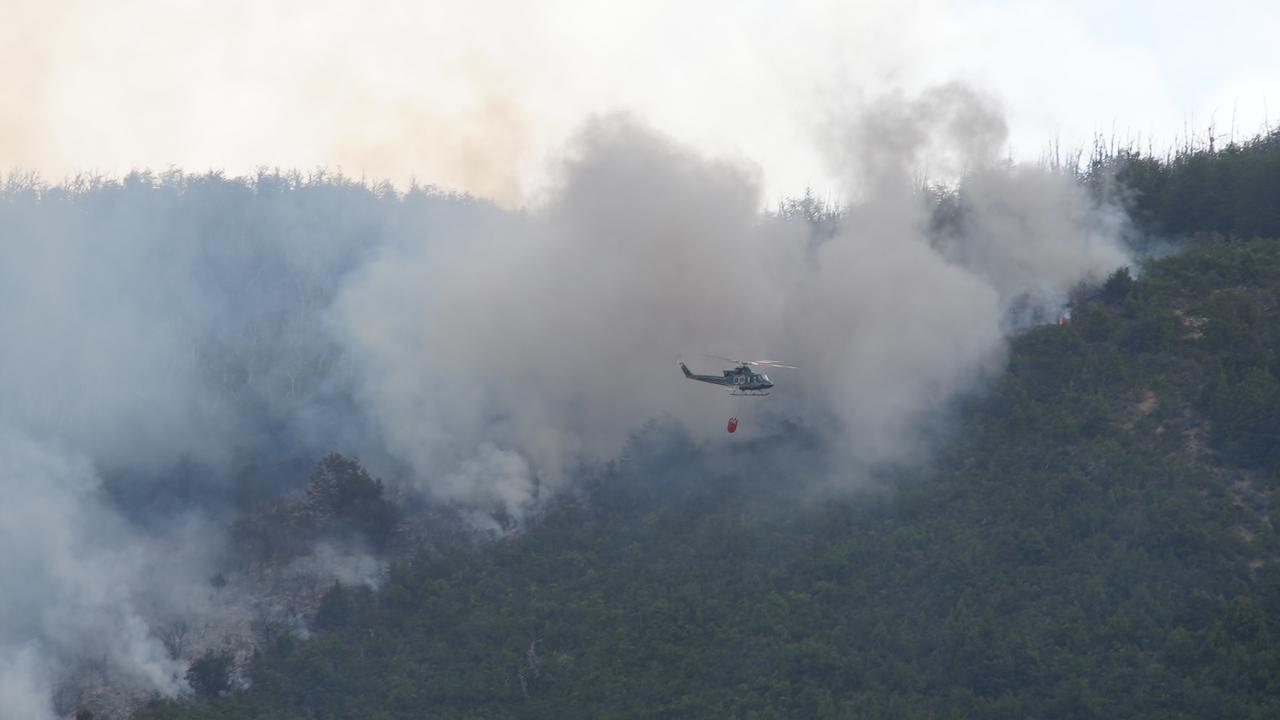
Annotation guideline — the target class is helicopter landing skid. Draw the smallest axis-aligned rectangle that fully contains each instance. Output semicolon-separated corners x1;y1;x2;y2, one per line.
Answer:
731;390;770;396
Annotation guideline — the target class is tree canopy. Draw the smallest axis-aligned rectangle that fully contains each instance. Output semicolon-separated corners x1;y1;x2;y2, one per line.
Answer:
137;134;1280;719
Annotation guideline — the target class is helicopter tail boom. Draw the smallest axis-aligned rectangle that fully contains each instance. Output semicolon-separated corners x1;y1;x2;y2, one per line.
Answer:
679;361;733;386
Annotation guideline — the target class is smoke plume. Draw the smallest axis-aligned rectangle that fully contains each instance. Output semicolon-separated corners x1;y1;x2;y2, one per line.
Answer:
0;84;1129;717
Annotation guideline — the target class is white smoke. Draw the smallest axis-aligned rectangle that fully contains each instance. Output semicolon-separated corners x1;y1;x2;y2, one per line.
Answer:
0;84;1131;716
0;646;54;720
334;89;1129;507
0;429;190;719
935;165;1131;327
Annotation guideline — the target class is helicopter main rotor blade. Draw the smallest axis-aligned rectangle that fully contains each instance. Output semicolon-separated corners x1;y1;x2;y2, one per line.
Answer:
705;354;798;370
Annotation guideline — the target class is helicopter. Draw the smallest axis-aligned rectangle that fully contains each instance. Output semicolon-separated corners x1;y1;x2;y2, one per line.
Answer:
678;356;798;396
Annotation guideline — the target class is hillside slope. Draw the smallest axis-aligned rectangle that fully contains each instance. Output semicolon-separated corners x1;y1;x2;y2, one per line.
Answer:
134;133;1280;719
135;234;1280;718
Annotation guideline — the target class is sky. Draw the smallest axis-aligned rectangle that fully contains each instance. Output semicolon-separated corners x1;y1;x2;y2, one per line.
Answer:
2;0;1278;205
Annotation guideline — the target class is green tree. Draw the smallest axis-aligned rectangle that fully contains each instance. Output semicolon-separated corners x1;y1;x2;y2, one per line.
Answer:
1100;266;1134;306
186;650;234;699
313;581;354;631
306;452;398;548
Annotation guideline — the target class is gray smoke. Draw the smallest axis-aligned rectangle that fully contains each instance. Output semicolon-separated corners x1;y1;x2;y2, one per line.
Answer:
336;89;1128;502
0;172;504;718
934;165;1131;328
0;84;1130;717
0;429;188;715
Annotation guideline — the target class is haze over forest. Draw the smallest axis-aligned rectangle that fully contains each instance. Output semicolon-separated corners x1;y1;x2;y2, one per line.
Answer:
4;2;1280;719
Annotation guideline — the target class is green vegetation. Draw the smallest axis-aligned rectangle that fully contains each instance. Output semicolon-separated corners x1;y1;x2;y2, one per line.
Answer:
139;135;1280;719
228;452;399;565
186;651;235;700
304;452;400;551
1101;131;1280;240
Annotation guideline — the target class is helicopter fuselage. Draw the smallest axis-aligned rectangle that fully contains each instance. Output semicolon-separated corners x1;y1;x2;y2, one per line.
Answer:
679;362;773;393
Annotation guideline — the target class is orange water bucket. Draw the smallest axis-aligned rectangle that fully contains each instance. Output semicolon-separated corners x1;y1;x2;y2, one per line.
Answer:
727;416;738;433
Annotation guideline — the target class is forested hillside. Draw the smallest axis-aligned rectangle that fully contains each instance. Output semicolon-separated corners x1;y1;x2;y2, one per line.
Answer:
136;135;1280;719
1106;131;1280;241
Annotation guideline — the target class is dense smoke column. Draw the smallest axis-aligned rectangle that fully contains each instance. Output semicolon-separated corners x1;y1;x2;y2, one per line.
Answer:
0;84;1130;718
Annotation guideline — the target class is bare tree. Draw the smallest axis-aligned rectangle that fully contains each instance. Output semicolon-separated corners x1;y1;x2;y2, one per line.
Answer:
517;633;543;698
158;619;191;660
250;603;299;648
